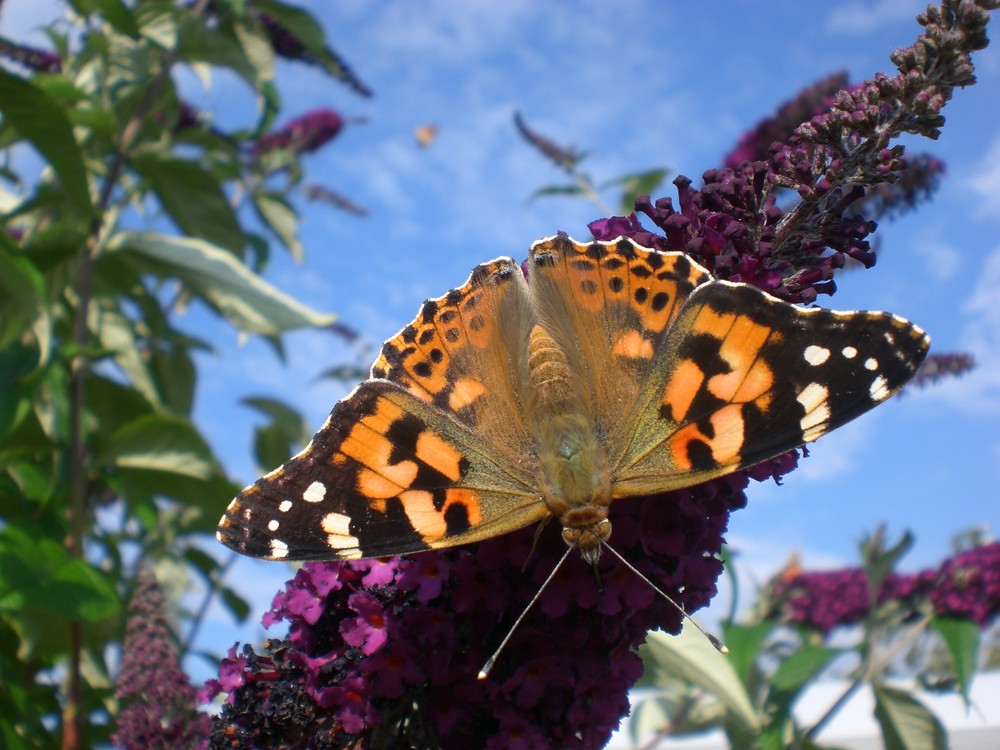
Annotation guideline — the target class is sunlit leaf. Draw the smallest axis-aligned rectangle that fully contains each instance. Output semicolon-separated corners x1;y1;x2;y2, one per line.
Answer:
108;231;335;334
130;153;245;253
639;626;760;734
0;69;92;215
931;616;979;704
873;684;947;750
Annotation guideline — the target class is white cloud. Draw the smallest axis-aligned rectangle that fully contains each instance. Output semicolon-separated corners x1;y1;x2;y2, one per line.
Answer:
825;0;925;34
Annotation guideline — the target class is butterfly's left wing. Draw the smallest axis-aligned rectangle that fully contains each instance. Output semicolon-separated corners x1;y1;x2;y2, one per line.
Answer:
610;280;929;497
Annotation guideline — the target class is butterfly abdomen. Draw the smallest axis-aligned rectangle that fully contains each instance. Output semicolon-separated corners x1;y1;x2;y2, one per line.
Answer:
524;322;612;560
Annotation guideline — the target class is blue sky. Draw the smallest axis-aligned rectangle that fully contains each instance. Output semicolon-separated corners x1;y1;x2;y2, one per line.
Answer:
6;0;1000;707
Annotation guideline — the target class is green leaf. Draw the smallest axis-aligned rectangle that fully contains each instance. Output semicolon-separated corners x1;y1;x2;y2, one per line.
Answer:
931;616;979;704
873;684;947;750
93;0;141;38
135;0;178;48
176;16;259;85
253;190;302;261
148;342;197;417
244;397;309;469
770;644;839;693
0;247;49;359
251;0;327;54
108;230;335;334
602;167;669;215
233;15;275;85
130;153;245;253
220;586;251;623
766;644;840;729
526;184;585;203
0;525;119;655
100;414;218;479
92;300;161;408
862;528;914;593
242;396;307;436
630;691;726;744
640;626;760;734
721;621;775;686
0;69;92;215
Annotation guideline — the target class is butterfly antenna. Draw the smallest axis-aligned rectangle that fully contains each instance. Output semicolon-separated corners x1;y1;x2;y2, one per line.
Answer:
478;542;576;680
599;540;728;654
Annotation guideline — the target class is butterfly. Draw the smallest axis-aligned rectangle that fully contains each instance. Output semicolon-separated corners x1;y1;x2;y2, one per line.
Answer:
217;235;929;565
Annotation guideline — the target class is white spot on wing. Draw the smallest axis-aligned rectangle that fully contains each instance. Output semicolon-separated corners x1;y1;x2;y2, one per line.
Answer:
864;357;878;371
322;512;361;554
797;382;831;439
322;512;353;536
270;539;289;559
842;346;857;359
242;507;252;521
870;374;890;400
804;345;831;366
268;519;279;532
279;500;292;513
303;481;327;503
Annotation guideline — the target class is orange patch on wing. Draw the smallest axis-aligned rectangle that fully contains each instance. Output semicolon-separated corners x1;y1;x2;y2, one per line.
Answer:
693;306;737;340
405;354;449;395
662;359;705;422
613;330;654;360
708;317;774;403
444;487;481;526
669;423;710;471
449;377;486;410
415;430;464;481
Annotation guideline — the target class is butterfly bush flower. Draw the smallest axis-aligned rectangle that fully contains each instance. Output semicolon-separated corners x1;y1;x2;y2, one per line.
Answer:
592;0;995;304
251;109;346;157
209;2;994;747
206;474;750;749
767;542;1000;634
0;38;62;72
113;572;211;749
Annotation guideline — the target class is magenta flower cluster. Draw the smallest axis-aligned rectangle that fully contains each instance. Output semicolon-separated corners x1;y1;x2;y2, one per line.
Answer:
768;542;1000;633
113;572;211;749
204;474;763;748
251;109;346;157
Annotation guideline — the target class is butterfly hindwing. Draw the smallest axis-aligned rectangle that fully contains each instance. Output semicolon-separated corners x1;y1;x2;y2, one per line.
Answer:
218;381;546;560
611;280;930;497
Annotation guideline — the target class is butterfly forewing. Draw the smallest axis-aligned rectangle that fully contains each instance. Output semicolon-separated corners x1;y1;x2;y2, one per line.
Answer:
527;237;711;446
370;257;539;473
219;260;548;561
611;280;929;497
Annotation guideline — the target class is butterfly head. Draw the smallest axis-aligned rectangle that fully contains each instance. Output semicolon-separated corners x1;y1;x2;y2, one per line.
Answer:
560;515;611;565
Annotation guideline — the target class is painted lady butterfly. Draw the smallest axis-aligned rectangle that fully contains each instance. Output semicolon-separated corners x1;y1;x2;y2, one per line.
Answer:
217;236;929;565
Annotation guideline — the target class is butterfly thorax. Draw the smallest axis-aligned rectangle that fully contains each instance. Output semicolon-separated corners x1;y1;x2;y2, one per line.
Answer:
527;324;612;564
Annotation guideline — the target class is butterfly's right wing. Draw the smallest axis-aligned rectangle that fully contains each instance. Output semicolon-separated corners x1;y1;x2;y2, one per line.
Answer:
218;257;548;561
218;382;548;560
